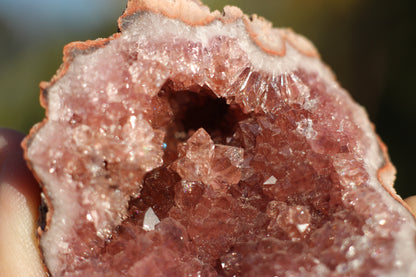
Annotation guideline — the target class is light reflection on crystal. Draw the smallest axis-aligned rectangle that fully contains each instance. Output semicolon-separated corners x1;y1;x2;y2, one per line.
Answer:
296;223;309;233
346;246;356;258
143;207;160;231
86;213;93;222
263;175;277;185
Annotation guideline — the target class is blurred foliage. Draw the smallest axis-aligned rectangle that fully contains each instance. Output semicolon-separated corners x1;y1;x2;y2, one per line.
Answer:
0;0;415;197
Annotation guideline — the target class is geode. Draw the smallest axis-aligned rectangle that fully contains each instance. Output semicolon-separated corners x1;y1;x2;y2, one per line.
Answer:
23;0;416;276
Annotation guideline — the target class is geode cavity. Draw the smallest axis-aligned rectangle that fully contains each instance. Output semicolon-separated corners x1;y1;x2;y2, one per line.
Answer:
23;0;416;276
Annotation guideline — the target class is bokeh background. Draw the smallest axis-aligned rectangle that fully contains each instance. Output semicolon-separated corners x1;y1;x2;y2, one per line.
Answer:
1;0;415;197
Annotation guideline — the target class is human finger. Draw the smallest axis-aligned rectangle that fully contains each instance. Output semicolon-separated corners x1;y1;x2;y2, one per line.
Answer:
405;195;416;216
0;128;45;277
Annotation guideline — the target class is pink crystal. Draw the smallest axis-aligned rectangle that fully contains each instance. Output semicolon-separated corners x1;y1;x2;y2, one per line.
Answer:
23;0;416;276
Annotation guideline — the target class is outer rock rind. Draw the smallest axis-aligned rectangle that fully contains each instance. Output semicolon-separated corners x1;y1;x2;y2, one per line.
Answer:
23;0;416;276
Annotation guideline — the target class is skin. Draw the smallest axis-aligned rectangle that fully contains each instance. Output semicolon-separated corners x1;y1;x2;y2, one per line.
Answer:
0;127;415;276
0;129;45;277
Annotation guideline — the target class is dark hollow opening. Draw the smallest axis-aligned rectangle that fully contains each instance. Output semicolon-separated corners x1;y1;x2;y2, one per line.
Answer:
159;83;247;144
180;93;229;134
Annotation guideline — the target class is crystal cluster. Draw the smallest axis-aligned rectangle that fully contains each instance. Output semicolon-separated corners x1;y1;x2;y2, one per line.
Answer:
23;0;416;276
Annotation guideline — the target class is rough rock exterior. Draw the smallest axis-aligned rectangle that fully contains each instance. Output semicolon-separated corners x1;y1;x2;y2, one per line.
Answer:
23;0;416;276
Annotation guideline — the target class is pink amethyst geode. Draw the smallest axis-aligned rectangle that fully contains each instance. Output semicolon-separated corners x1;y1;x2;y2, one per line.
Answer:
23;0;416;276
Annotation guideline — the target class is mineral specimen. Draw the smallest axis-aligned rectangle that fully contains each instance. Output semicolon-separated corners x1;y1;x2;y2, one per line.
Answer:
23;0;416;276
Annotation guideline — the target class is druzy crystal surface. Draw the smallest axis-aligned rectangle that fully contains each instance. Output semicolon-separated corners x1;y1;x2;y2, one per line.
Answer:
24;0;416;276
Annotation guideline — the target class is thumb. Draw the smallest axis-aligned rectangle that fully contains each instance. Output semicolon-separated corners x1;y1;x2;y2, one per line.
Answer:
405;195;416;216
0;128;45;277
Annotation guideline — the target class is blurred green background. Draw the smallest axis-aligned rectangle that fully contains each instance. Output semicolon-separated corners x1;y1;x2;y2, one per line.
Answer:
1;0;415;198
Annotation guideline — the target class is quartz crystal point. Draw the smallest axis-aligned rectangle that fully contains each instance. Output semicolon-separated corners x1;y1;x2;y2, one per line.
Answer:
23;0;416;276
